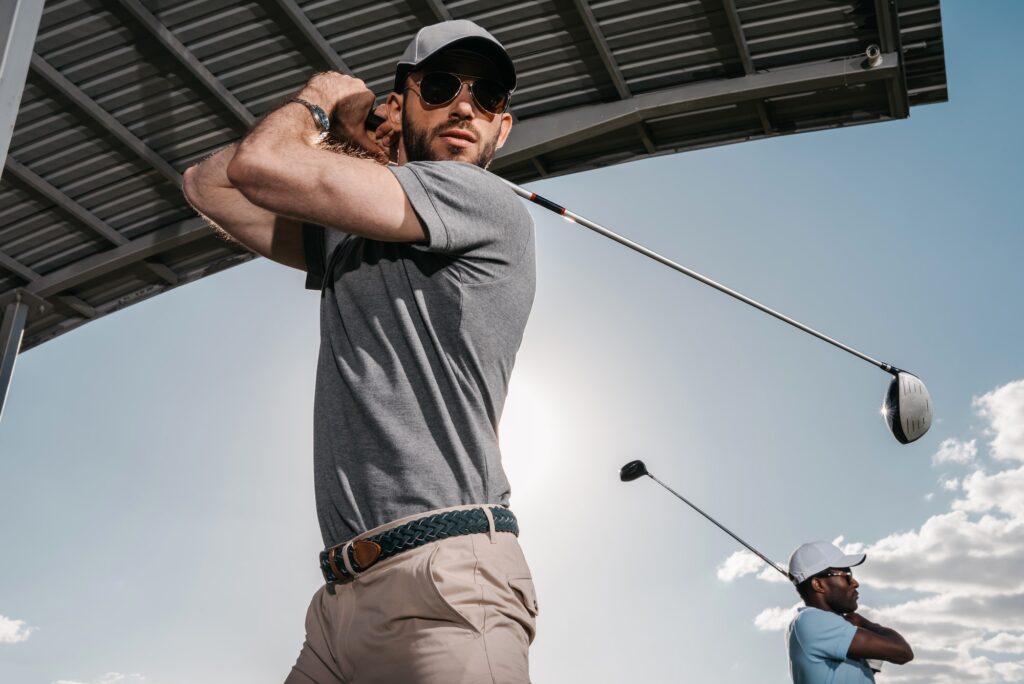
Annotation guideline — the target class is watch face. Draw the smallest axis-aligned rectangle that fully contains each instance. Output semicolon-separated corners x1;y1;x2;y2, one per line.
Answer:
313;107;330;132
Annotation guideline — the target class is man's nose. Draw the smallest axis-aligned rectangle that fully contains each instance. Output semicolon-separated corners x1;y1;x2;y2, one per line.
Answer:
851;577;860;589
450;83;475;117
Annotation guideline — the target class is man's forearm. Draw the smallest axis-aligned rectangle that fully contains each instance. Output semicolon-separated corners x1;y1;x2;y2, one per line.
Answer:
226;95;348;217
236;99;318;157
856;616;901;638
185;143;238;196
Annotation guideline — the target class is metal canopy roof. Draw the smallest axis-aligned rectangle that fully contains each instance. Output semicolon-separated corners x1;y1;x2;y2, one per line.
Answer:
0;0;946;360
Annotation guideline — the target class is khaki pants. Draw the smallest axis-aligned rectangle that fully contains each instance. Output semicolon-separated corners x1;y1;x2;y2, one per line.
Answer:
286;505;539;684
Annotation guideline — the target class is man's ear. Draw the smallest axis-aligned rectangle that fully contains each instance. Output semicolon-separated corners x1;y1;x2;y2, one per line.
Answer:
386;91;403;131
495;111;513;149
384;91;404;162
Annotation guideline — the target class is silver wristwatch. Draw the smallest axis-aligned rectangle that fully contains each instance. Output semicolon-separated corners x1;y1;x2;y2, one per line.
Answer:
290;98;330;139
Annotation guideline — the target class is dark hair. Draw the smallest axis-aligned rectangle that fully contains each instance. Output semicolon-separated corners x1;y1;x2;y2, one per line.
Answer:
796;569;837;599
796;576;817;599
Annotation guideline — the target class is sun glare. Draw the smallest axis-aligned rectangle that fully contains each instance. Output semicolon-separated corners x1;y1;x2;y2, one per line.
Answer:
499;373;565;507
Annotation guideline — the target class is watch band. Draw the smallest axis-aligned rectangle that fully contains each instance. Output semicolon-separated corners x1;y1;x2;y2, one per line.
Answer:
290;97;330;139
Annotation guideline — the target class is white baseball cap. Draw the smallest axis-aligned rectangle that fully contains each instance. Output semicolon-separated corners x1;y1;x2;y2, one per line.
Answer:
788;541;866;584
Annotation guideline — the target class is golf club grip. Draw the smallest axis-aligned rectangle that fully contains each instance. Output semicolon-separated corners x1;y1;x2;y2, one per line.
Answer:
366;113;385;131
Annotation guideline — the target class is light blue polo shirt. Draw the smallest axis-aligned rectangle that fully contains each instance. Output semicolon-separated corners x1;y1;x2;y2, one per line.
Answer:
786;607;876;683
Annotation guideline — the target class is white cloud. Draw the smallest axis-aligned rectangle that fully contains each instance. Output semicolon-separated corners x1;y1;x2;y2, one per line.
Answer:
720;377;1024;683
757;566;789;583
715;550;788;583
933;437;977;465
53;674;146;684
754;604;800;632
0;614;36;643
977;633;1024;655
858;510;1024;596
956;465;1024;518
974;380;1024;461
716;550;763;582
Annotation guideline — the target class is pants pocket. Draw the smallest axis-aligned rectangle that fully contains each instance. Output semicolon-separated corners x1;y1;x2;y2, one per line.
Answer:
507;576;539;644
424;542;483;633
507;577;539;617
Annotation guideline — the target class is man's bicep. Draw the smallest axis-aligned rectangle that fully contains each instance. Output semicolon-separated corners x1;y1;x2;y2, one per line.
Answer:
847;627;906;662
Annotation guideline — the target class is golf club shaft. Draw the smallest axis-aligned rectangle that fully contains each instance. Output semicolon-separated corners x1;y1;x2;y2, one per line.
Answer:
509;183;893;374
646;473;789;578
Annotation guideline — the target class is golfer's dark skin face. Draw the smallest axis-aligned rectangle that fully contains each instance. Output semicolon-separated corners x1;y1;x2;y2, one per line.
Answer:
805;567;860;614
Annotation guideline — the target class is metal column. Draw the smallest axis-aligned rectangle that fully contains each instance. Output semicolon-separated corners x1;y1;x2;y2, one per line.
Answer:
0;299;28;422
1;0;45;178
1;0;44;420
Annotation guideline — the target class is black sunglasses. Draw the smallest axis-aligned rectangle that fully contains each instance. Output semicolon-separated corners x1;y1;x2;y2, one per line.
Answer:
817;570;855;584
407;71;511;115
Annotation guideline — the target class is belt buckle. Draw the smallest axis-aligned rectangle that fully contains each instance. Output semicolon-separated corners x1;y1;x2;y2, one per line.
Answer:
324;539;383;583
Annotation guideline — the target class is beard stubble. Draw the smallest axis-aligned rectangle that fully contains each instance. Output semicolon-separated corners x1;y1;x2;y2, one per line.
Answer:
401;103;499;168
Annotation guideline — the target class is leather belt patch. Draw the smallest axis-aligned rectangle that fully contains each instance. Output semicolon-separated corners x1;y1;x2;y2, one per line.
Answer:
352;540;382;570
327;547;345;582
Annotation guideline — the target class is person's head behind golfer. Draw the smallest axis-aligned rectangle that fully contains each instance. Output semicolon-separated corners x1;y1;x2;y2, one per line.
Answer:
785;541;913;684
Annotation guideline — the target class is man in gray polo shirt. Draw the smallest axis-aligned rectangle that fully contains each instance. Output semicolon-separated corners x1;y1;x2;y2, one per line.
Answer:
183;20;537;684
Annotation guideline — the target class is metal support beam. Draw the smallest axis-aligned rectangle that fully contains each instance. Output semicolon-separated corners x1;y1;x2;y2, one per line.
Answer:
114;0;254;128
874;0;909;119
272;0;356;76
494;51;899;168
30;54;183;188
571;0;630;100
721;0;754;74
421;0;452;21
4;157;179;286
0;298;28;423
24;217;208;299
721;0;771;135
0;252;97;318
530;157;547;177
0;0;45;180
0;249;37;281
56;294;96;318
636;123;656;154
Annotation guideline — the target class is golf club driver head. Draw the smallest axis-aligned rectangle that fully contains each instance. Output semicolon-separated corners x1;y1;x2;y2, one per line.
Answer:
883;371;932;444
620;460;649;482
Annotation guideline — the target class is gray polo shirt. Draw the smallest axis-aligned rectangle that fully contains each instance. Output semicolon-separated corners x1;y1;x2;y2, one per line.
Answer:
303;161;536;548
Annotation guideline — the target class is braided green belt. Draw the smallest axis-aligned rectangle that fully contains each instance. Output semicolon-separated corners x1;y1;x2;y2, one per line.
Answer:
319;506;519;583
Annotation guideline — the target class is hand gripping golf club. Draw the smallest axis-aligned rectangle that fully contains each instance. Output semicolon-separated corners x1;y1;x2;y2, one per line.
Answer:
510;184;932;444
620;460;789;579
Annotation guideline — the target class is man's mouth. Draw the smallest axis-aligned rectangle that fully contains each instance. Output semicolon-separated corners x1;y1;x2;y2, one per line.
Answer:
438;129;476;148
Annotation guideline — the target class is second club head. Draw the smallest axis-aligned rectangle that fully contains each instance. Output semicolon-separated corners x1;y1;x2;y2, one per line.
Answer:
883;371;932;444
620;460;649;482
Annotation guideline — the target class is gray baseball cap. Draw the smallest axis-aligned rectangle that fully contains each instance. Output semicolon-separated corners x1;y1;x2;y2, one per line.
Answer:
393;20;517;92
788;540;866;584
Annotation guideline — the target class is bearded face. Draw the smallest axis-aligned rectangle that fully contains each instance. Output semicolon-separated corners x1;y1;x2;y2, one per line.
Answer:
401;95;501;169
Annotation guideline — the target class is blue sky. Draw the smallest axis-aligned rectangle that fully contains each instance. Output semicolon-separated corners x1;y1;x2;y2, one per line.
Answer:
3;2;1024;683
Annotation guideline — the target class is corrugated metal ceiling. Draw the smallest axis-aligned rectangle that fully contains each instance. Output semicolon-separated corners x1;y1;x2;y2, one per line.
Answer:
0;0;946;352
